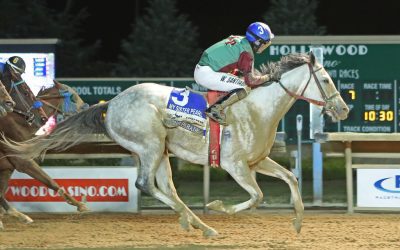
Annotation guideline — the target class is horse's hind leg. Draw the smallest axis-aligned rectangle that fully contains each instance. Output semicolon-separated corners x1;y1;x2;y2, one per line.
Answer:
8;158;88;212
0;205;7;230
107;101;216;236
155;154;217;236
135;149;217;237
208;161;263;215
0;207;4;230
0;168;33;224
117;137;217;236
254;157;304;233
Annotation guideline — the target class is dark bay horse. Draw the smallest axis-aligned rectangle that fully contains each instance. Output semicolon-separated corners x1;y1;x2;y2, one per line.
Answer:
0;77;88;229
2;53;349;236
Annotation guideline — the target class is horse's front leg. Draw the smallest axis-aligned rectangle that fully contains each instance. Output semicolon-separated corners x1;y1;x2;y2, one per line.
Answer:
0;168;33;225
207;160;263;215
254;157;304;233
9;158;89;212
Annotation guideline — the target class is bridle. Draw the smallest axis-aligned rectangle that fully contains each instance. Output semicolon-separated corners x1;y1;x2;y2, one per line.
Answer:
277;62;340;110
36;89;73;118
7;77;48;125
36;83;86;121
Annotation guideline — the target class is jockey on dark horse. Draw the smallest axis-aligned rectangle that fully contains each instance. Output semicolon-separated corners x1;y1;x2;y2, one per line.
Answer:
194;22;275;125
0;56;26;81
0;56;49;125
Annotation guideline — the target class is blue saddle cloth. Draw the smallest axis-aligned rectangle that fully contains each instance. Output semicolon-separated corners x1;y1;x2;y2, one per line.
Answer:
166;88;207;134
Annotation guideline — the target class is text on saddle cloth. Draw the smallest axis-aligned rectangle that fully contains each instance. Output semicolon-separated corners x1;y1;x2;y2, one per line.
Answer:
166;88;208;135
165;88;225;167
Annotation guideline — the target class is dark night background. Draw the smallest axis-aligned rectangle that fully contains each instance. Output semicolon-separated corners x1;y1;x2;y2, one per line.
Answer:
46;0;400;62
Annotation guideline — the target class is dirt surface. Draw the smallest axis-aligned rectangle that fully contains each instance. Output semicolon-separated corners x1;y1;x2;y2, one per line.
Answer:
1;210;399;249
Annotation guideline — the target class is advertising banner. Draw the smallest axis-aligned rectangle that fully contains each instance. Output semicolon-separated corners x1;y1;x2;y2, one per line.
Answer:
6;167;139;212
357;169;400;208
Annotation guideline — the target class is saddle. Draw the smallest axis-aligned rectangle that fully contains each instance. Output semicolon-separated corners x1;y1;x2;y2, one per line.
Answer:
164;87;227;167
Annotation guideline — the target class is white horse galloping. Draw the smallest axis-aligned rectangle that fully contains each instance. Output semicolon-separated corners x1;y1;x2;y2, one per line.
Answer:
2;53;349;236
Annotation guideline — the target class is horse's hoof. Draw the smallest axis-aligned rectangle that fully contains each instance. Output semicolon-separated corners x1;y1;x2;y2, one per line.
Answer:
292;217;302;233
225;206;235;215
0;221;4;230
78;204;90;213
179;214;191;231
203;228;218;237
21;215;34;224
206;200;223;211
7;209;34;224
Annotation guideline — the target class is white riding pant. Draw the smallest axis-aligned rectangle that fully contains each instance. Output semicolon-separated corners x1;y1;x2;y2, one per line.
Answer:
194;64;245;92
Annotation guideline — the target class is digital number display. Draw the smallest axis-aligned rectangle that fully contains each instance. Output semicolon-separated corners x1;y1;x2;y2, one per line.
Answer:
339;81;396;133
363;111;394;121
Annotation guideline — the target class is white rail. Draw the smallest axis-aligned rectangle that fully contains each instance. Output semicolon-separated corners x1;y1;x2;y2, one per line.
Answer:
315;132;400;213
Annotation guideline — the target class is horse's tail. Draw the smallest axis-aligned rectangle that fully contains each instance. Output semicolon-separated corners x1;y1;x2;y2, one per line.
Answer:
1;102;109;160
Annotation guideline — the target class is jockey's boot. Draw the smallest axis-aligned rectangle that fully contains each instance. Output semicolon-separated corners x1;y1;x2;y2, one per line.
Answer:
206;88;248;125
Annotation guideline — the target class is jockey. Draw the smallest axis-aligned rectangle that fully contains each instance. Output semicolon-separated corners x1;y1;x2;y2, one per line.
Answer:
194;22;274;125
0;56;26;80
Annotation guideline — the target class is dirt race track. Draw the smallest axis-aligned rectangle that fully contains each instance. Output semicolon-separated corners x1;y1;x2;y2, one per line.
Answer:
1;210;399;249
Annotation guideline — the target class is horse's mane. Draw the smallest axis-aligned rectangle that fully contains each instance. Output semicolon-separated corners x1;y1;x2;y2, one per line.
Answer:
37;84;57;95
257;53;311;80
37;85;51;96
38;83;78;98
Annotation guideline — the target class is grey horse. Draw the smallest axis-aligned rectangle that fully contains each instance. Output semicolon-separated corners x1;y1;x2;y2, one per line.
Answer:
2;53;349;236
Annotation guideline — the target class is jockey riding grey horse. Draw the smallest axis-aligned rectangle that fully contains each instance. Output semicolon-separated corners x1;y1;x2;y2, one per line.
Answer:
1;53;349;236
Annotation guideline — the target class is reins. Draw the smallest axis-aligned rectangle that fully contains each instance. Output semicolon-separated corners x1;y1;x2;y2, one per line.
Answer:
277;62;339;107
38;98;64;115
37;88;74;117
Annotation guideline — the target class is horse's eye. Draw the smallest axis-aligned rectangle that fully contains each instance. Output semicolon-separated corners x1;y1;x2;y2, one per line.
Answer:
323;79;330;84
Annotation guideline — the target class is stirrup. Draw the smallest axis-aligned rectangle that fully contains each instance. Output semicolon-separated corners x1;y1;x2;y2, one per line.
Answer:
206;108;228;126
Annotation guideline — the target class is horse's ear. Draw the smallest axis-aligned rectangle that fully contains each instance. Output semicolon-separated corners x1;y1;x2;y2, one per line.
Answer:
53;80;62;89
310;51;316;65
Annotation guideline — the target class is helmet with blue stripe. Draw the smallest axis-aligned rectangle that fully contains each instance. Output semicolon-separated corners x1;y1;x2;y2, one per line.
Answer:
246;22;274;43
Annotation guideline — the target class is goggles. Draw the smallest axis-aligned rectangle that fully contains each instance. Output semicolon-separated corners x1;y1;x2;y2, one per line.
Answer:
255;40;272;54
6;60;25;75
